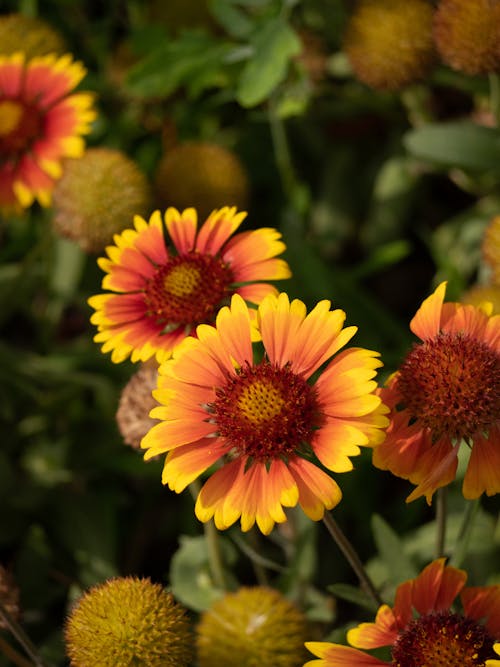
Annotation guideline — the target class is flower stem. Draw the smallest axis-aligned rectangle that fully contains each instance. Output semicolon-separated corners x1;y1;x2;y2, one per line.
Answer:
322;511;383;608
449;498;481;568
489;73;500;126
268;95;310;218
0;636;33;667
189;482;228;591
435;487;448;559
0;601;49;667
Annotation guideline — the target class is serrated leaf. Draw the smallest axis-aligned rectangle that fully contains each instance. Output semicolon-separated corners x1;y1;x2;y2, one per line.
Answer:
236;17;301;107
372;514;417;584
404;122;500;172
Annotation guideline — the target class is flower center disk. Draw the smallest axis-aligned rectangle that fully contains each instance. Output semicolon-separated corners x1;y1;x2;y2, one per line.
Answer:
391;610;496;667
144;253;234;327
213;362;320;461
0;100;43;159
396;331;500;441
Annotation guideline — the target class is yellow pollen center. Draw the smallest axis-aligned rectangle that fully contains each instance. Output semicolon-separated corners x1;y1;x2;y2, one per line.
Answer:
237;380;285;425
0;100;23;136
163;264;201;297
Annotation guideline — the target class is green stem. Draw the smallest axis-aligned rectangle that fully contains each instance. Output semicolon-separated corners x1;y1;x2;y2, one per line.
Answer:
268;96;310;218
449;498;481;568
189;482;228;591
489;73;500;127
400;84;435;127
435;487;448;559
322;512;383;608
0;601;49;667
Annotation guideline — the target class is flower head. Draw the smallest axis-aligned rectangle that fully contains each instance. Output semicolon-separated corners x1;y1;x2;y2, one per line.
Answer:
305;559;500;667
0;13;66;58
141;292;388;534
434;0;500;75
373;282;500;503
64;577;193;667
88;207;291;364
196;586;308;667
154;142;249;220
0;52;96;210
52;147;152;253
116;362;160;449
343;0;436;91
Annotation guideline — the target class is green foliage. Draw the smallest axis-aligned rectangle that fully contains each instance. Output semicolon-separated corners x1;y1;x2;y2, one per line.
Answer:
0;0;499;665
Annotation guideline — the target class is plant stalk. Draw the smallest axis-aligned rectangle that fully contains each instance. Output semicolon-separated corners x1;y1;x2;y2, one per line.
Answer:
323;512;383;608
435;487;448;559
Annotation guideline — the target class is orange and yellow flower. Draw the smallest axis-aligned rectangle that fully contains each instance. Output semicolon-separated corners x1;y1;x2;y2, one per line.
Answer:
0;52;95;209
89;207;291;364
373;281;500;503
141;292;388;534
305;559;500;667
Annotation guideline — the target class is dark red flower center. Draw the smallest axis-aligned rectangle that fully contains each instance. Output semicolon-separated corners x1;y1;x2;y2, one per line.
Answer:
212;362;321;461
143;253;234;328
0;100;44;162
396;331;500;441
391;610;496;667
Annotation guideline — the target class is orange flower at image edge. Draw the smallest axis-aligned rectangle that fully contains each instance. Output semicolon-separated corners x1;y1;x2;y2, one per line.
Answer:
0;52;95;208
305;559;500;667
89;207;291;364
141;292;388;534
373;281;500;503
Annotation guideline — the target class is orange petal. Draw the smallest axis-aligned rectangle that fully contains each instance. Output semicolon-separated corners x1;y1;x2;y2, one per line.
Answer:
312;422;364;472
405;439;459;504
195;459;244;528
411;558;466;616
463;426;500;499
161;439;230;492
347;605;398;649
165;207;198;253
258;293;306;368
214;294;255;366
462;586;500;637
410;281;447;341
372;415;431;480
287;457;342;521
195;207;246;254
304;642;387;666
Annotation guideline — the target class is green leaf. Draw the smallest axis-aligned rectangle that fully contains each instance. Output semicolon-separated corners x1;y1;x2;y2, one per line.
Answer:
328;583;379;613
126;32;231;98
236;17;301;107
371;514;418;585
211;0;254;38
404;122;500;172
170;534;237;611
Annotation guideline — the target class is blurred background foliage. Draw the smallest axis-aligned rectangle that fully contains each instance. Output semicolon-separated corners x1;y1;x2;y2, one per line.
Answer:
0;0;499;664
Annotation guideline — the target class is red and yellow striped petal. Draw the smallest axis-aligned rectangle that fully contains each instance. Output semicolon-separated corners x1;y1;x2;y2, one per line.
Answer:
165;207;198;253
347;605;398;649
287;457;342;520
195;207;247;254
304;642;388;667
